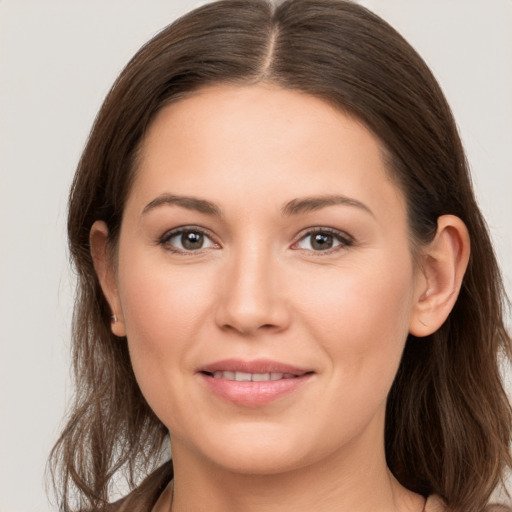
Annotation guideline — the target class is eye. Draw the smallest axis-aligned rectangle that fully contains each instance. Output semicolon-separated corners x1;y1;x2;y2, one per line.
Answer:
293;228;353;252
160;227;218;253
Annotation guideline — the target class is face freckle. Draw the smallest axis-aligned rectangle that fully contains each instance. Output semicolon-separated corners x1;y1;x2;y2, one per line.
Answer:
113;84;420;476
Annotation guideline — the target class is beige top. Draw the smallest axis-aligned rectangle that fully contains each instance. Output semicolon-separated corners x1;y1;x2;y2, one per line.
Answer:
425;495;447;512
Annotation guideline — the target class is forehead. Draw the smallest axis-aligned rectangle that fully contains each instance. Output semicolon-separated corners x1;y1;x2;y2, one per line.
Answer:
142;84;377;161
129;84;406;223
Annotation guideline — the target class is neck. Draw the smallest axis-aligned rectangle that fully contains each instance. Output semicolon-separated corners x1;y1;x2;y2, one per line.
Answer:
167;427;423;512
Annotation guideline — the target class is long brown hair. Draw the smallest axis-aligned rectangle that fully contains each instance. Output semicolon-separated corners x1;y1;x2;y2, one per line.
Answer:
49;1;512;511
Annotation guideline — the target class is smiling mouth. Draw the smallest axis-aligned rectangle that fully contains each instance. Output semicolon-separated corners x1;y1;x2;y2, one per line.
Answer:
198;361;313;406
202;371;301;382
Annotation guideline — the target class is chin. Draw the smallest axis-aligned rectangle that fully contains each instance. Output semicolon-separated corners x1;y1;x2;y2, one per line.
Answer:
206;444;308;476
173;422;314;476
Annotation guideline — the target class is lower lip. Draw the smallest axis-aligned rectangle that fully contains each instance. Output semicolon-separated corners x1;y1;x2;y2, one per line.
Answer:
199;373;312;407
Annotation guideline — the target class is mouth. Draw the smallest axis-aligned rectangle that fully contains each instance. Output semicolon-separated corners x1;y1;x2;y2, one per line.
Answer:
203;371;301;382
198;359;314;407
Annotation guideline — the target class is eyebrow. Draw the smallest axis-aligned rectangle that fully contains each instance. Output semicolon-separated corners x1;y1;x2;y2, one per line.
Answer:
142;194;222;217
282;194;374;217
142;193;373;218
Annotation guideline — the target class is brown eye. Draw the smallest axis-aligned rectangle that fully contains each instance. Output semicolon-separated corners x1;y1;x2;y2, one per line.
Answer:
181;231;204;250
294;229;353;252
162;228;217;253
310;233;334;250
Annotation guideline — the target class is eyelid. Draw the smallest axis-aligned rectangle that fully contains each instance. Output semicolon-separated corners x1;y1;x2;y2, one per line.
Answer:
157;225;353;254
159;225;220;253
291;226;354;253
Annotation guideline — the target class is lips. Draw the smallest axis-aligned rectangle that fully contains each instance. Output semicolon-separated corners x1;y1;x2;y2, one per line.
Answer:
210;371;297;381
198;359;313;407
200;358;310;376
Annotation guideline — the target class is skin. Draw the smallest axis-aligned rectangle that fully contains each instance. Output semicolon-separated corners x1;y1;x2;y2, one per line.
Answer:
91;84;470;512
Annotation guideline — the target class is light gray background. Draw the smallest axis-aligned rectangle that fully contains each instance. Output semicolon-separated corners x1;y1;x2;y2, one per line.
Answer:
1;1;510;511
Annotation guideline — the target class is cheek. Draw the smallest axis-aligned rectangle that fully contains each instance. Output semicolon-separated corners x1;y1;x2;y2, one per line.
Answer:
116;247;217;376
115;248;223;431
295;253;415;382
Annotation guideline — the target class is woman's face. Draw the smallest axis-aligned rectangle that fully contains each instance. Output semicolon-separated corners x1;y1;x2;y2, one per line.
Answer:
105;84;425;475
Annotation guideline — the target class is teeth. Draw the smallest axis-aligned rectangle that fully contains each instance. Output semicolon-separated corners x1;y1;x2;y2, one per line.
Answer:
211;371;294;381
252;373;270;381
236;371;252;381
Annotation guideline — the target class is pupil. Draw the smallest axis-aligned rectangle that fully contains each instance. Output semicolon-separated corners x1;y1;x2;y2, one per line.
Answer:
312;233;333;250
182;231;203;250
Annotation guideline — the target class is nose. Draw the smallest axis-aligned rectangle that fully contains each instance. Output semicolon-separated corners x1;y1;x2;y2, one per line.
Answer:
214;245;291;336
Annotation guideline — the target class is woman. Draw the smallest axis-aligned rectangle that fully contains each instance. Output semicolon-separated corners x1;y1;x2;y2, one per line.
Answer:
49;1;512;511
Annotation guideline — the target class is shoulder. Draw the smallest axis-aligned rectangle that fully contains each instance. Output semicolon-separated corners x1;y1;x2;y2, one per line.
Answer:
425;495;448;512
425;495;512;512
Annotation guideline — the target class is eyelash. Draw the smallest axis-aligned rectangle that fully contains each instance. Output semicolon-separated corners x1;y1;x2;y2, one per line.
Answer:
159;226;219;254
158;226;354;255
291;227;354;254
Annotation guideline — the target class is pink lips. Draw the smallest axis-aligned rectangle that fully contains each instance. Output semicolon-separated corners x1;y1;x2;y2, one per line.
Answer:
198;359;313;407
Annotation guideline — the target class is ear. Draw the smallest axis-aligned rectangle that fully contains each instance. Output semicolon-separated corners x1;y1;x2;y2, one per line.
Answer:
409;215;470;337
89;221;126;337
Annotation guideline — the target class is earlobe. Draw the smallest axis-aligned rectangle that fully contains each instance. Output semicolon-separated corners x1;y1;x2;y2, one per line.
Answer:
89;221;126;337
409;215;470;337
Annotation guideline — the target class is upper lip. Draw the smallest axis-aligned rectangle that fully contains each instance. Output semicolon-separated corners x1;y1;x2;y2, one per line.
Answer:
198;358;312;376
